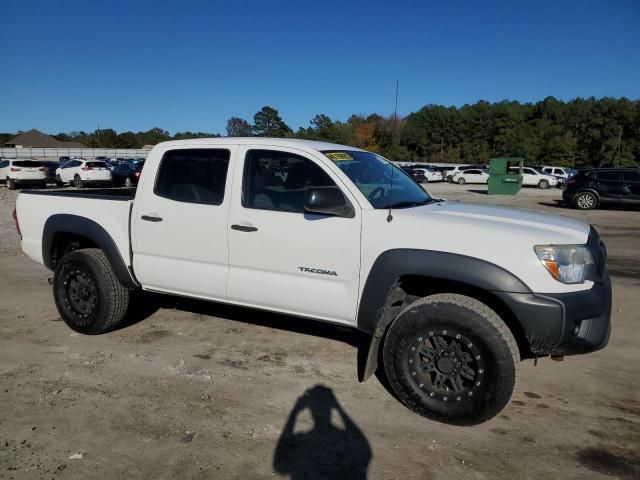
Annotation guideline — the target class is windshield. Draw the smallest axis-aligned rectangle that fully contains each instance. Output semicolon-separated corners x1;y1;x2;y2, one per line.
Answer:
322;150;432;209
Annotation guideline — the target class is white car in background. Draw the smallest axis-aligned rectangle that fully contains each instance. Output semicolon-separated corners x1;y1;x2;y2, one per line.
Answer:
411;167;443;182
56;159;112;188
511;167;558;189
0;158;48;189
452;168;489;185
541;166;577;187
444;165;472;182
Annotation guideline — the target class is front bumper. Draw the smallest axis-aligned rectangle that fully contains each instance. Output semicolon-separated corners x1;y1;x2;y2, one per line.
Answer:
496;272;612;357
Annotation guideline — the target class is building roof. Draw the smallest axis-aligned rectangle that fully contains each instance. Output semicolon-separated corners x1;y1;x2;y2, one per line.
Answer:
5;129;85;148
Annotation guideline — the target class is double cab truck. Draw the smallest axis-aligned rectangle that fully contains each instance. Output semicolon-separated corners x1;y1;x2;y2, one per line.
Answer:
14;138;612;425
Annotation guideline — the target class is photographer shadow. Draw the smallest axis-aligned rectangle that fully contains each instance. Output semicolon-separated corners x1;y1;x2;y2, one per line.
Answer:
273;385;372;479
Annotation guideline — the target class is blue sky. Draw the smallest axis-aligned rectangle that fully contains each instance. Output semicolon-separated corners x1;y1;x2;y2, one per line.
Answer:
1;0;638;135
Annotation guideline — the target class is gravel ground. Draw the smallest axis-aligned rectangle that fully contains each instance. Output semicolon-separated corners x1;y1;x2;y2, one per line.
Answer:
0;183;638;479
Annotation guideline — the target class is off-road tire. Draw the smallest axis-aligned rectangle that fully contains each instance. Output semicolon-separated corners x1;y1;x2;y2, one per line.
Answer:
74;175;83;188
7;178;15;190
53;248;130;334
574;191;597;210
382;293;519;425
457;177;466;185
538;179;550;189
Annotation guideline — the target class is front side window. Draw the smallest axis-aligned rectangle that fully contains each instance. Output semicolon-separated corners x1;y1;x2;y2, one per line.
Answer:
243;150;336;213
155;149;230;205
323;150;431;209
596;171;622;181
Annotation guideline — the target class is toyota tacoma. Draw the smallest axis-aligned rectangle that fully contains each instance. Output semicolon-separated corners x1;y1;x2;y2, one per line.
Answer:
14;138;612;425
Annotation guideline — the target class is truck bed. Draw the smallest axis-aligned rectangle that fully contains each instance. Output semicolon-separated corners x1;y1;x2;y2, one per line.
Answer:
16;188;135;270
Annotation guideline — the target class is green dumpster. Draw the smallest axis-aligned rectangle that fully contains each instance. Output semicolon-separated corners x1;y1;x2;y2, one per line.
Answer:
488;157;523;195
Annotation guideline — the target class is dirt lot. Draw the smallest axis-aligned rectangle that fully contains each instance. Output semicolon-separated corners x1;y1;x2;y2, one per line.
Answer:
1;183;638;480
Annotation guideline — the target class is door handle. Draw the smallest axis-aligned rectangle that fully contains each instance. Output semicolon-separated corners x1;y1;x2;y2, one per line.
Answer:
141;215;163;222
231;224;258;232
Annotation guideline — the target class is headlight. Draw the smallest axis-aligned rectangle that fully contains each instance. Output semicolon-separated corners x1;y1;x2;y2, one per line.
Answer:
534;245;595;284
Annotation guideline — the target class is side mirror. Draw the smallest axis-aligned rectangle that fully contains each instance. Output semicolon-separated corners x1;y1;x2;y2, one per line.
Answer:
304;187;354;218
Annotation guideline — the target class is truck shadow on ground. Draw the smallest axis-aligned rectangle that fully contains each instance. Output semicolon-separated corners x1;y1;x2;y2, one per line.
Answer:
119;291;373;372
273;385;372;480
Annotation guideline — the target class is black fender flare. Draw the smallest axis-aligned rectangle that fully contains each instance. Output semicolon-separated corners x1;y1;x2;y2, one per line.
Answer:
357;249;530;381
42;214;138;289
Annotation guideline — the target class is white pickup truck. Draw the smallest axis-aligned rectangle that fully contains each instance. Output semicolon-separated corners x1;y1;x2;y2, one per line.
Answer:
14;138;612;425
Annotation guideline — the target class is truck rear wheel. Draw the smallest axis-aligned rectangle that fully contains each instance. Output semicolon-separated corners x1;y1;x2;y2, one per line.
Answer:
382;293;519;425
53;248;129;334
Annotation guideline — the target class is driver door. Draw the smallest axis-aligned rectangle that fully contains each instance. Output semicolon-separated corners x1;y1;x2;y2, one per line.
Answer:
226;146;362;324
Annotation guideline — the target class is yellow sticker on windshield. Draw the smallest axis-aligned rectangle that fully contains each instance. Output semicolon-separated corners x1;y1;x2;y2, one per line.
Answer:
324;152;353;161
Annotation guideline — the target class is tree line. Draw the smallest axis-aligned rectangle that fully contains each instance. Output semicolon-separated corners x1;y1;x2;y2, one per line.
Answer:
2;97;638;167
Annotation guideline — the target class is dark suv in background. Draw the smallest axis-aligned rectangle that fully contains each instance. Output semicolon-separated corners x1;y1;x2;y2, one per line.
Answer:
563;168;640;209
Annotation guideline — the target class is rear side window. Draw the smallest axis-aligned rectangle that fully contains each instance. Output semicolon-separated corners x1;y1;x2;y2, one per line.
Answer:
596;171;622;181
623;171;640;182
13;161;40;168
155;149;230;205
87;161;107;168
243;149;336;213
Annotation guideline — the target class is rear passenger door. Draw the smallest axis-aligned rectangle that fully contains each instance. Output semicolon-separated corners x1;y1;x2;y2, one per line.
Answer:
132;147;235;300
226;147;362;324
594;171;623;204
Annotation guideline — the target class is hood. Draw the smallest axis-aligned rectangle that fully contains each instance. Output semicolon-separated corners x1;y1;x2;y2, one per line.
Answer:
396;201;590;245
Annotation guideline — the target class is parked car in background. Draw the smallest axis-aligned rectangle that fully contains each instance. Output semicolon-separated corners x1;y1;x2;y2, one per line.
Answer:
444;165;473;182
56;159;112;187
112;161;145;187
0;159;48;189
510;167;558;189
541;166;577;187
401;167;427;183
58;156;71;163
563;168;640;210
409;166;443;182
541;166;576;179
452;168;489;185
39;161;59;185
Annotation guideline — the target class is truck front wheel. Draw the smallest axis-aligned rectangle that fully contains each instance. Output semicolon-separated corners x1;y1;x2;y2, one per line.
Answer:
53;248;130;334
382;293;519;425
